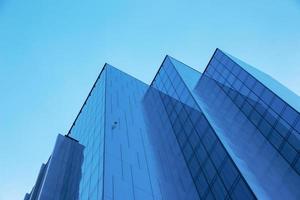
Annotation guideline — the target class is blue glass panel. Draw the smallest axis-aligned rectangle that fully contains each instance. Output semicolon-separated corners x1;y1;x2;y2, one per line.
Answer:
275;118;291;138
269;130;284;149
189;130;200;149
264;109;278;127
212;177;227;199
231;179;255;200
258;119;272;136
203;159;216;183
296;118;300;133
288;131;300;151
195;172;209;198
281;143;297;164
195;143;208;165
202;128;217;152
270;97;286;115
261;88;274;104
253;81;264;96
250;111;262;126
255;99;268;116
232;64;241;76
295;157;300;174
210;141;226;170
245;75;256;89
282;106;298;126
241;101;253;116
220;158;238;191
238;69;248;82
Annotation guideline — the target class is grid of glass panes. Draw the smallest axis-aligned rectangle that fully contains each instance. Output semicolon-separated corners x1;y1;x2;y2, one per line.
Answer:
69;68;106;200
152;57;199;109
204;49;300;175
144;87;201;200
151;61;256;200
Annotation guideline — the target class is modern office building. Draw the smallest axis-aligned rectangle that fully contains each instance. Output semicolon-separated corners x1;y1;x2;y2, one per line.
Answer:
25;49;300;200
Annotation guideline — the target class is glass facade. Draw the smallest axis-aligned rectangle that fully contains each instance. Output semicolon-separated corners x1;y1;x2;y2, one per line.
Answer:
24;134;84;200
26;49;300;200
150;56;255;199
202;49;300;175
193;49;300;199
69;66;106;200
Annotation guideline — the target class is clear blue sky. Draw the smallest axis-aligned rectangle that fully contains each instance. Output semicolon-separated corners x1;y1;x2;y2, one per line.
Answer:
0;0;299;199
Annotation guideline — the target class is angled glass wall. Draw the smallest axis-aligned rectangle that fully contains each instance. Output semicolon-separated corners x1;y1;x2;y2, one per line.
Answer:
69;65;107;200
203;49;300;175
151;56;256;200
194;49;300;199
